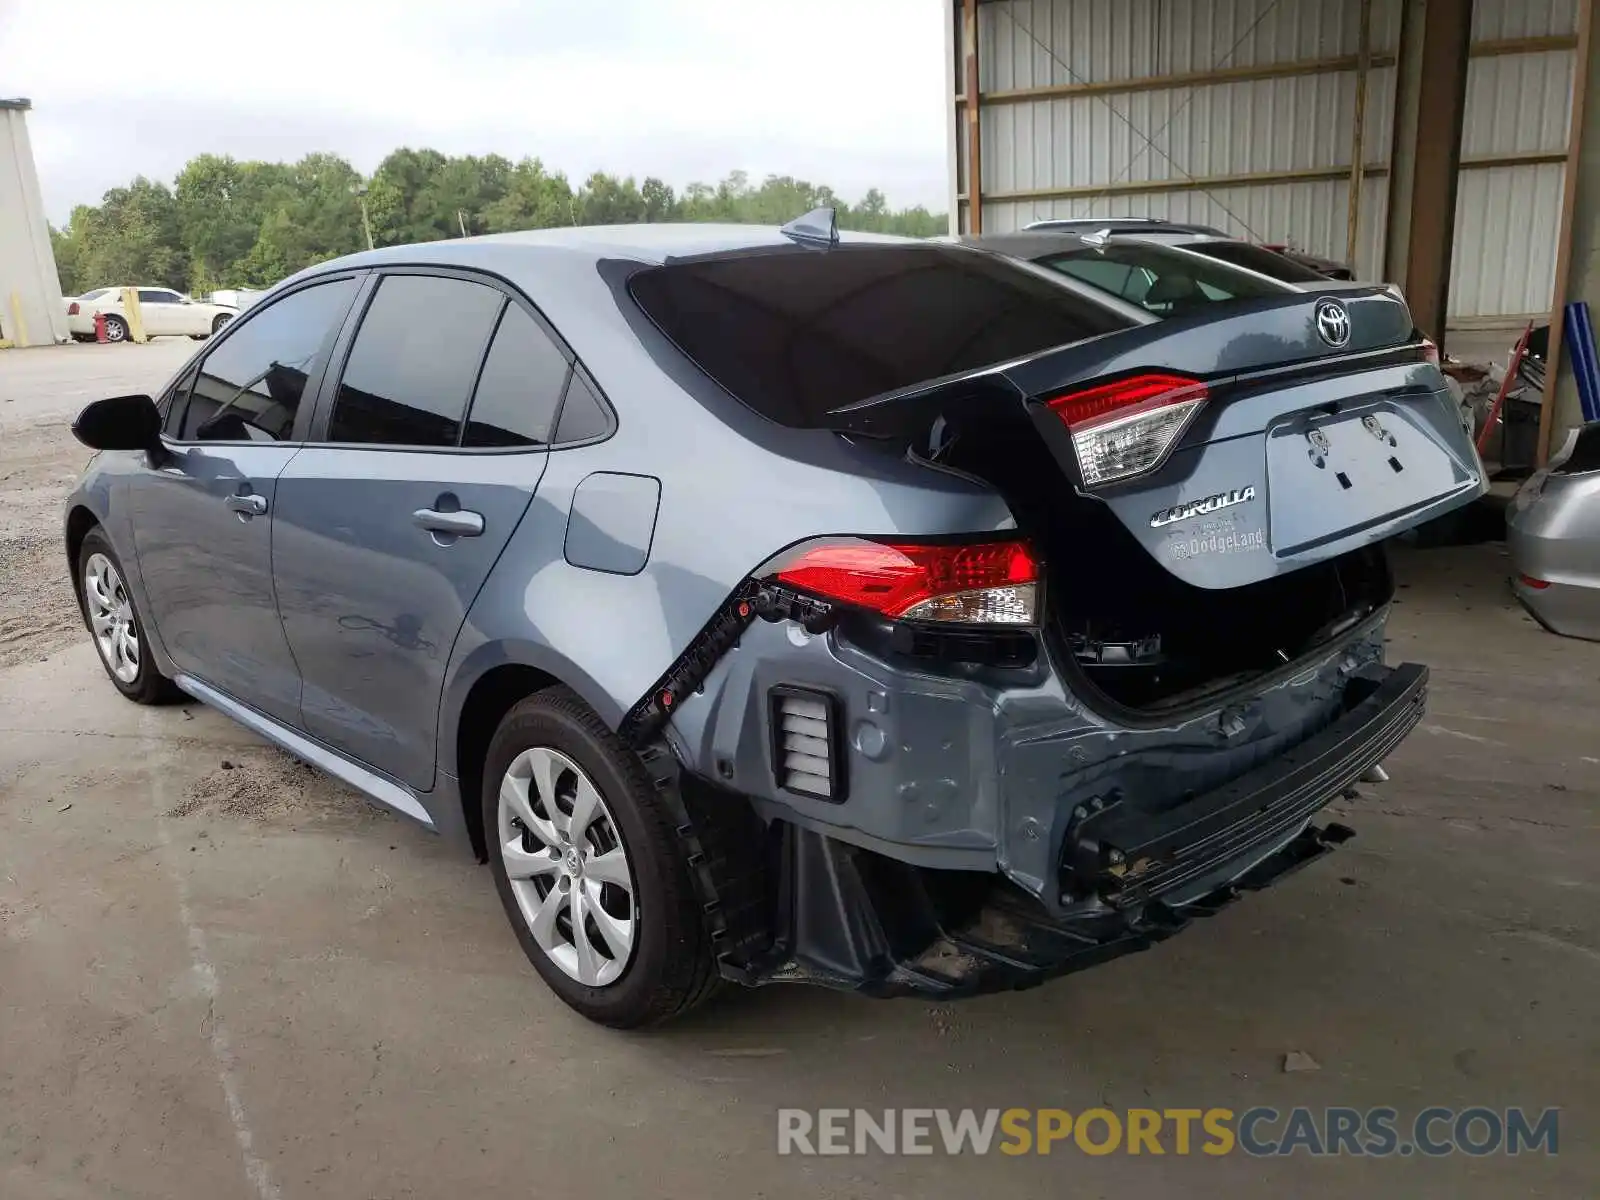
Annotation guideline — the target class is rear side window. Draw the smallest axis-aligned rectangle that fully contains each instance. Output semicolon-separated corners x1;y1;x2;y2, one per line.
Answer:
329;275;504;447
462;304;571;448
179;276;359;441
553;372;612;443
1041;243;1292;318
628;244;1130;428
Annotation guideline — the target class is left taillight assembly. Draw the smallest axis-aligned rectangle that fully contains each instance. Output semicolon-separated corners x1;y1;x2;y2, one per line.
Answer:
769;537;1040;626
1044;372;1208;488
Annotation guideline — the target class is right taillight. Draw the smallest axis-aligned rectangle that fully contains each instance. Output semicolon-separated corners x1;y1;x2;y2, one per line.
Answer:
67;302;79;315
1045;372;1208;488
770;537;1040;626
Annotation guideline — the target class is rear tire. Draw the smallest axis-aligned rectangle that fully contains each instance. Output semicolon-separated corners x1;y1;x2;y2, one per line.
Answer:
102;314;128;343
212;312;232;335
76;527;181;704
482;687;719;1028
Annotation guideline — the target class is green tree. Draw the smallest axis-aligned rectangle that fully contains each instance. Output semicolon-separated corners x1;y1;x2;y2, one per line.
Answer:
577;171;648;225
640;177;675;222
51;149;947;295
480;157;576;232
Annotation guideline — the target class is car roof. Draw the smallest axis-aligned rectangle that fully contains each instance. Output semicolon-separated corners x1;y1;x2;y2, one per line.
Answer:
276;226;1010;402
956;231;1102;259
332;223;916;271
1022;217;1229;237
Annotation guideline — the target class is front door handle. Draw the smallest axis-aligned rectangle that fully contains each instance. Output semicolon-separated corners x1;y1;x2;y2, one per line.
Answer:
226;493;268;517
412;508;484;537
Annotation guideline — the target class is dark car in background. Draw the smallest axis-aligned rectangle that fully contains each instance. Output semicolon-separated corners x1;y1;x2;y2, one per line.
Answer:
65;214;1483;1027
965;231;1395;321
1022;216;1359;282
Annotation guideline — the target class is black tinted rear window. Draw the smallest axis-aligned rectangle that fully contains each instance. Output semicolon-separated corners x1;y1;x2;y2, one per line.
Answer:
628;244;1131;428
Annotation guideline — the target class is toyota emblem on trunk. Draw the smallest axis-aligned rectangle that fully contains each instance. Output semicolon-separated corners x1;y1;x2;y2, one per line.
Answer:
1315;299;1352;348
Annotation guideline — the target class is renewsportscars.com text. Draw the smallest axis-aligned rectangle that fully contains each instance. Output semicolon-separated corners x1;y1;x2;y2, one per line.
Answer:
776;1106;1560;1158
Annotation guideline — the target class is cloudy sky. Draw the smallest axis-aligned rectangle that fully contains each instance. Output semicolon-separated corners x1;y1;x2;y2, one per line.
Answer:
1;0;951;224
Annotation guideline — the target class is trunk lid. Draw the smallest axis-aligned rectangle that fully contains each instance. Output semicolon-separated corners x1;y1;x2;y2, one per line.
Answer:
833;289;1485;590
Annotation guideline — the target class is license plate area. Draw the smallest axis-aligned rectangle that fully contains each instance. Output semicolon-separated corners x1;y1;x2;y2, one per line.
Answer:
1266;403;1471;557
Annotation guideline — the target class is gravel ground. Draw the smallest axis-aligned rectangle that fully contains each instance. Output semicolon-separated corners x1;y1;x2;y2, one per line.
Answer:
0;341;198;669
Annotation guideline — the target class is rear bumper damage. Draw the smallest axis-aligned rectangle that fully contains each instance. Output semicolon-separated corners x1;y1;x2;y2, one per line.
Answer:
690;660;1427;998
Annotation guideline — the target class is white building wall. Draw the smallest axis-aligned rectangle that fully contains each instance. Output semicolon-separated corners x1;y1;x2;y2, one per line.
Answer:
0;101;68;347
955;0;1579;326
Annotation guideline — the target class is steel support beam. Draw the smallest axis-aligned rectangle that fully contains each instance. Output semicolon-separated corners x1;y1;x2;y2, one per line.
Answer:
1538;0;1597;463
1346;0;1374;269
1385;0;1474;349
962;0;982;234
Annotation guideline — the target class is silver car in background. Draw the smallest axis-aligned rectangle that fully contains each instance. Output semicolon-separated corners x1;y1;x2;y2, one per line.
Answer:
1508;423;1600;640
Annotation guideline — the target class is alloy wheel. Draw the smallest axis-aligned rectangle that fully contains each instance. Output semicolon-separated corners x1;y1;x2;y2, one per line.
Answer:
497;746;637;987
83;552;139;683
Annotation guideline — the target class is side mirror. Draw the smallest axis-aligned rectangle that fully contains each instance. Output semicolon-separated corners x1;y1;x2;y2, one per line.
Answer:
72;393;163;451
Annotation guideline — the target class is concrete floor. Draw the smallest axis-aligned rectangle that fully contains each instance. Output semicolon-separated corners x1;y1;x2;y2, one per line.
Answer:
2;342;1598;1198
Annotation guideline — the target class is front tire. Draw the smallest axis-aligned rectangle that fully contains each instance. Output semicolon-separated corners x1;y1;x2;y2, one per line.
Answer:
77;528;179;703
482;687;719;1028
212;312;232;335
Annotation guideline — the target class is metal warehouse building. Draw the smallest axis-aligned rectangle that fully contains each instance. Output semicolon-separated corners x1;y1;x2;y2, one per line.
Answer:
945;0;1599;455
0;99;68;348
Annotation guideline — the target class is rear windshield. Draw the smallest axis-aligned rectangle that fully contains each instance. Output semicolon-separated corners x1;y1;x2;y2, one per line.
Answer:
1037;242;1293;317
627;244;1132;428
1182;240;1330;283
78;288;110;301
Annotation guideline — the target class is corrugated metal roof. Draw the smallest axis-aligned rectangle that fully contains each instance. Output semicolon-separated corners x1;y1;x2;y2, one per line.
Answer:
978;0;1402;88
959;0;1577;320
1450;163;1568;319
981;67;1397;197
1471;0;1579;42
1460;50;1576;157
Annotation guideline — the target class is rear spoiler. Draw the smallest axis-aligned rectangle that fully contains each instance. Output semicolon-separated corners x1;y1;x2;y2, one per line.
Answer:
826;288;1424;441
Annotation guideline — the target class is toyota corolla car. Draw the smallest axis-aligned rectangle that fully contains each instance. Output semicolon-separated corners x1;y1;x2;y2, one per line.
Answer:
64;212;1484;1027
65;286;237;342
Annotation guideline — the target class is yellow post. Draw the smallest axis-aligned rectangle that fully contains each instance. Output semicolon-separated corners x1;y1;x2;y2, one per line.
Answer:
8;291;29;348
119;287;148;343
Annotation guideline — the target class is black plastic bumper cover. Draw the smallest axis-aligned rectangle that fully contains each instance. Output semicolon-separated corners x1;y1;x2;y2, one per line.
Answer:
723;661;1428;998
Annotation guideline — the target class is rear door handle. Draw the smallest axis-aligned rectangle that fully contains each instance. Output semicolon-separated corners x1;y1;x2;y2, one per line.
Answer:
226;493;268;516
412;508;484;537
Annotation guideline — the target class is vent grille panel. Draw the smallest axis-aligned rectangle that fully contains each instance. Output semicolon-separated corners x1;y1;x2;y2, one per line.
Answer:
770;688;843;802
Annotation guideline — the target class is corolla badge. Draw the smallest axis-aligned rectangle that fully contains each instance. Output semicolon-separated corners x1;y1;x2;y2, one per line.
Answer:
1315;298;1352;348
1149;486;1257;528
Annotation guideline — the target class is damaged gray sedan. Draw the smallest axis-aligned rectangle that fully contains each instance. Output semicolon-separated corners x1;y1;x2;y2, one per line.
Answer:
64;213;1484;1026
